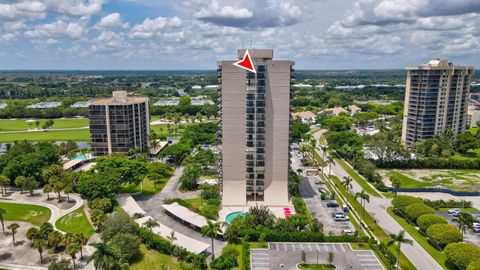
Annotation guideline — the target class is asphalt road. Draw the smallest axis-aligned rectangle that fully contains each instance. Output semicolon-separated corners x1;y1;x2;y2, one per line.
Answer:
311;129;443;270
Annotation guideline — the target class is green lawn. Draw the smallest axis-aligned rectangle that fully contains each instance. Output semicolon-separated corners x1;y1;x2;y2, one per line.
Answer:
55;206;95;238
0;118;88;132
387;207;452;270
0;202;51;226
121;177;170;195
130;245;180;270
334;158;381;197
0;128;90;142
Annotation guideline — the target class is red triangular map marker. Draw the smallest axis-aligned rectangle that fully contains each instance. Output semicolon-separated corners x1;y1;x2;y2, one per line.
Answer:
233;50;256;73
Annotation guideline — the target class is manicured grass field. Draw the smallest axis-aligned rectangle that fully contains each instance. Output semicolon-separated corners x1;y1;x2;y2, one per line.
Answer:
298;264;336;270
121;177;169;195
55;206;95;238
0;128;90;142
387;207;452;270
334;158;381;197
130;245;180;270
0;202;51;226
381;169;480;192
0;118;89;131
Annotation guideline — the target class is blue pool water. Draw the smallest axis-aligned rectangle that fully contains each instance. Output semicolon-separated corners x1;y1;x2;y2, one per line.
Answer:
72;154;89;160
226;211;245;223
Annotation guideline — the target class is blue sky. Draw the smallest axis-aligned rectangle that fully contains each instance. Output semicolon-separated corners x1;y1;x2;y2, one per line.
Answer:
0;0;478;70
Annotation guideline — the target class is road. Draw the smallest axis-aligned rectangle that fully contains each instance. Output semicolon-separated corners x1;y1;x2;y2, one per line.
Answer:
311;129;443;270
134;166;225;257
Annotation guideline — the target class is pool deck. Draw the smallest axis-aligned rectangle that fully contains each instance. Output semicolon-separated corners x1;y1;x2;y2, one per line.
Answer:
220;203;295;221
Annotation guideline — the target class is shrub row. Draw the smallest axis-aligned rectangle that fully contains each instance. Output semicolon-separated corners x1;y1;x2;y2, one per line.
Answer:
242;229;365;243
445;243;480;269
423;199;473;209
375;157;480;170
416;214;448;231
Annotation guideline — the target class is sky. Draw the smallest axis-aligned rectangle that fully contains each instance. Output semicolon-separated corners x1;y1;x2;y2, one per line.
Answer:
0;0;478;70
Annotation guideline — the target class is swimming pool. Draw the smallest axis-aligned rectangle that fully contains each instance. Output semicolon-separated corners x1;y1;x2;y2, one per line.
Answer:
71;154;90;160
225;211;245;223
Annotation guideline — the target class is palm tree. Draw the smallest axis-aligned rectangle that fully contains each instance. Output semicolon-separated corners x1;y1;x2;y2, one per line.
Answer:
355;190;370;222
321;145;329;163
167;231;177;244
67;243;81;269
454;212;474;240
33;238;45;263
89;243;118;270
0;174;10;196
326;156;335;177
0;207;6;233
387;230;413;269
308;137;317;163
201;220;222;259
8;223;19;244
144;218;159;233
299;143;308;164
74;233;88;259
342;176;353;204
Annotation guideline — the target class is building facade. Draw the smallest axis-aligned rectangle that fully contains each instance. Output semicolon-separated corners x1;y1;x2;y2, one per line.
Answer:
218;49;294;206
89;91;150;156
401;59;475;147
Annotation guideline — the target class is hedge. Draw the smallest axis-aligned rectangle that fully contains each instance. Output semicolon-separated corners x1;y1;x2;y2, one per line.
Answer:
392;196;423;212
426;224;462;247
468;260;480;270
423;199;473;209
242;229;365;243
444;243;480;269
416;214;448;231
374;157;480;169
404;203;434;222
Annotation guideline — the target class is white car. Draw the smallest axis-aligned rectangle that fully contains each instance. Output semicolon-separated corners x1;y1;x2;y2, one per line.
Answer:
472;222;480;228
333;214;349;222
342;229;354;235
448;208;461;215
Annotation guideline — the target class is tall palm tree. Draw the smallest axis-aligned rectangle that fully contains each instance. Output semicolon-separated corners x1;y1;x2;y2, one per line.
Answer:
8;223;19;244
299;143;308;164
0;208;6;233
454;212;474;240
167;231;177;244
0;175;10;196
342;176;353;204
326;156;335;177
201;220;222;259
33;238;45;263
355;190;370;222
144;218;159;233
308;137;317;163
89;243;118;270
67;243;81;269
321;145;329;163
387;230;413;269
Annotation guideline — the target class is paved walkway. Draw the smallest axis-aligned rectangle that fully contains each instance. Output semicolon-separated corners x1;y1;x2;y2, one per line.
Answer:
134;166;226;257
311;129;443;270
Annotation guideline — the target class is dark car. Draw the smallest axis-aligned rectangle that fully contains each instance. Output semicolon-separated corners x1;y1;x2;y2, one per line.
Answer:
327;202;339;208
318;188;326;194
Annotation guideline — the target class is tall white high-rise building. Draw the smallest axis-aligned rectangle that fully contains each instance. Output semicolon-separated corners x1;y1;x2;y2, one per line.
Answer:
402;59;475;147
218;49;294;206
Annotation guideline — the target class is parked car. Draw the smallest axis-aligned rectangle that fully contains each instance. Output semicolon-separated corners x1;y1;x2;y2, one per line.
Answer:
327;202;340;208
342;229;354;235
333;214;349;222
473;227;480;233
314;180;323;185
331;211;343;218
472;222;480;228
318;188;326;194
448;208;461;215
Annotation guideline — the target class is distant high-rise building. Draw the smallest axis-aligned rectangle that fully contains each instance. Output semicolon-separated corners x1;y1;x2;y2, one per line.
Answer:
89;91;150;156
401;59;475;147
218;49;294;206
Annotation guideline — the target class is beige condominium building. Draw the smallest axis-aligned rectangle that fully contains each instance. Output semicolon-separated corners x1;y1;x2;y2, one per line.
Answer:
218;49;294;206
89;91;150;156
402;59;475;147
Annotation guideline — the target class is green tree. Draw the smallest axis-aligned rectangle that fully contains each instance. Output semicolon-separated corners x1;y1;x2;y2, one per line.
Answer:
387;230;413;269
43;184;52;200
8;223;19;244
14;176;26;193
328;251;335;265
66;243;80;269
390;175;401;196
89;242;118;270
201;220;223;259
33;238;45;263
167;230;177;244
26;227;40;241
454;212;475;240
74;233;88;259
143;218;159;233
0;207;5;233
47;231;64;251
326;156;335;177
342;176;353;204
355;190;370;222
23;177;39;195
109;233;142;263
0;174;10;196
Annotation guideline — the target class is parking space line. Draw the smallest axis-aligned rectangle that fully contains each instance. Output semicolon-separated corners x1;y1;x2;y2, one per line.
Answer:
299;243;304;250
292;243;296;251
339;244;346;252
283;242;287;251
308;243;313;252
324;245;329;252
332;245;337;252
276;243;279;252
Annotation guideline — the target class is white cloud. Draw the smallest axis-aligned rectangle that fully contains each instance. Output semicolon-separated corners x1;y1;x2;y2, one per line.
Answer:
95;13;129;29
25;18;88;39
129;16;182;39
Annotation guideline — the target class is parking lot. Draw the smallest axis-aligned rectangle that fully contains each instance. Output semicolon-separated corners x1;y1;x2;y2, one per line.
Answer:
250;242;384;270
436;210;480;247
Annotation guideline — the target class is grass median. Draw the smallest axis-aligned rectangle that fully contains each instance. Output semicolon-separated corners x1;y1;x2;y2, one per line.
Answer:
334;158;381;197
55;206;95;238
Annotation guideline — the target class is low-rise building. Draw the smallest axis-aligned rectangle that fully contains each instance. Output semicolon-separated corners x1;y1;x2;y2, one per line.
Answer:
348;105;361;115
324;107;348;116
27;102;62;109
292;111;316;123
